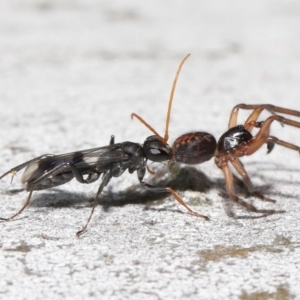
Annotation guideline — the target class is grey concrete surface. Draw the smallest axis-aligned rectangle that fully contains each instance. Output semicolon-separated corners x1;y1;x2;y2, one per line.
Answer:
1;1;300;299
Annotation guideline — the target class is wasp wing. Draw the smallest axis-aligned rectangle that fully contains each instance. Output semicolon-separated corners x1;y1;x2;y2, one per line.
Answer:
21;143;130;184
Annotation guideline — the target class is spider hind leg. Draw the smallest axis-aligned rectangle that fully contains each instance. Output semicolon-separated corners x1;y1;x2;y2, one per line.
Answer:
215;156;284;216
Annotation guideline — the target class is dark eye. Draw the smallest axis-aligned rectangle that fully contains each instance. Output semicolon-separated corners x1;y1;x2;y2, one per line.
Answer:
143;135;171;162
146;148;170;162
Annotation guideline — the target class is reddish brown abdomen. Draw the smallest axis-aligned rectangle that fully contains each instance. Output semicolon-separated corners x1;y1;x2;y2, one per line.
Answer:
172;132;217;164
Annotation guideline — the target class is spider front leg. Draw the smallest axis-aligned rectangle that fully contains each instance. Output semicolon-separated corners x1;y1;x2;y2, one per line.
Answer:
229;104;276;129
228;103;300;130
245;115;300;155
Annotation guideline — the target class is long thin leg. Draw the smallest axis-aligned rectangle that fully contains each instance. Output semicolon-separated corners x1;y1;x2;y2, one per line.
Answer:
221;161;284;215
0;162;99;221
140;181;209;220
216;157;276;203
0;162;73;221
228;104;275;129
76;170;112;237
229;156;255;192
230;157;275;203
244;114;300;154
0;188;34;221
228;104;300;129
267;136;300;153
245;115;300;155
232;173;275;203
244;105;300;131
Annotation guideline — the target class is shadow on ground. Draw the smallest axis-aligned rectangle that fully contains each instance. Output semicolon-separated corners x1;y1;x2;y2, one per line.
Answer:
27;164;214;208
4;162;299;216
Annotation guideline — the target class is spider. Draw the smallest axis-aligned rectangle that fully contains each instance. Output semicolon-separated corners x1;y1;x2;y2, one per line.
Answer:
133;91;300;218
214;103;300;215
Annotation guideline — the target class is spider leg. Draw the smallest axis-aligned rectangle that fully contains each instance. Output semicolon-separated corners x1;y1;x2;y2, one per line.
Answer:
267;136;300;154
244;114;300;153
229;156;254;191
230;157;275;203
228;104;300;130
76;170;113;237
232;173;275;202
243;105;300;131
219;158;284;215
229;104;275;129
140;181;209;220
245;115;300;155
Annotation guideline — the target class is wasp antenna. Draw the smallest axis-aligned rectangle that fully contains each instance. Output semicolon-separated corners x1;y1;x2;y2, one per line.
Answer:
163;54;190;143
131;113;164;141
131;54;190;144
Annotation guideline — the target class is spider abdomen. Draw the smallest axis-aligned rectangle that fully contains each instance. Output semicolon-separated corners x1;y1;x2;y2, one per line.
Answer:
217;125;253;152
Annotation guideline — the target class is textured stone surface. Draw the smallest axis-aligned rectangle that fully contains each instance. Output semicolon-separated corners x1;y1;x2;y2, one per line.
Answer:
1;1;300;299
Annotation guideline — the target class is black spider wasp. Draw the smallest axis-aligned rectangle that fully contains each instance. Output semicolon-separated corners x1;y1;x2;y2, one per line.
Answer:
1;54;206;237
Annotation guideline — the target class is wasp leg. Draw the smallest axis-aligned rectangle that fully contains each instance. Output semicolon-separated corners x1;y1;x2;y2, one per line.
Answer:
0;162;71;220
140;181;209;220
0;161;101;221
1;162;70;220
0;188;34;221
76;169;113;237
67;163;100;184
